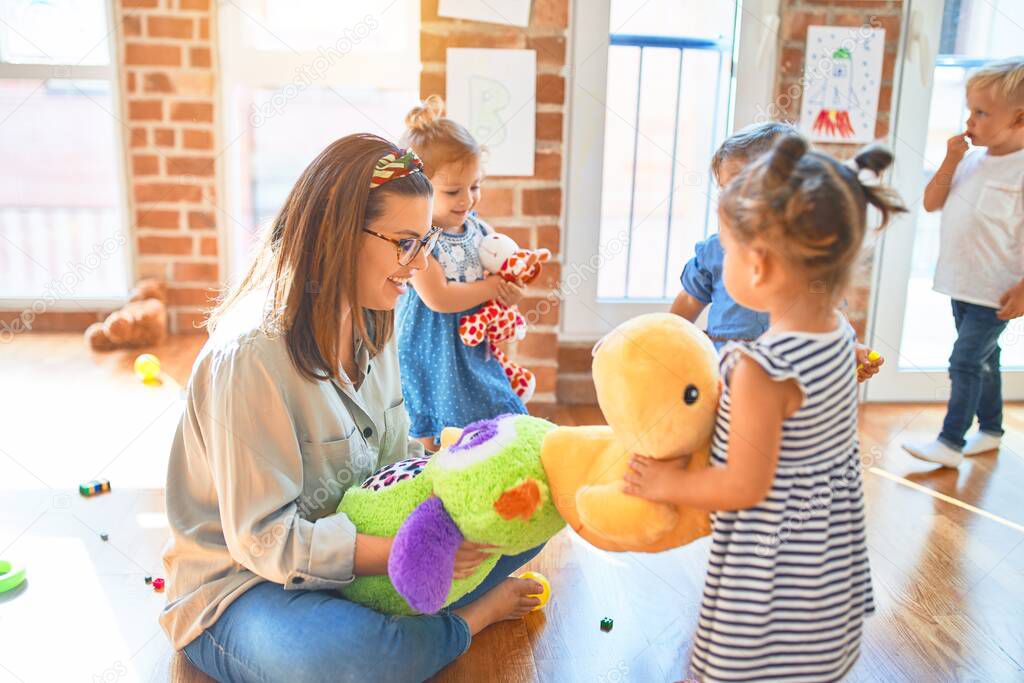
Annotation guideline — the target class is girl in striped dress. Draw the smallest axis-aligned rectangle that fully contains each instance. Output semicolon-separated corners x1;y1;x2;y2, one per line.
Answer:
625;134;906;682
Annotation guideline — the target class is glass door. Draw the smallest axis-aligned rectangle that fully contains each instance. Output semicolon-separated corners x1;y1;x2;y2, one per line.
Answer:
866;0;1024;401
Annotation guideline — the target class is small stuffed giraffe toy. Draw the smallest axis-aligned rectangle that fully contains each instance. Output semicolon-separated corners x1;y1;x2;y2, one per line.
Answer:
459;233;550;402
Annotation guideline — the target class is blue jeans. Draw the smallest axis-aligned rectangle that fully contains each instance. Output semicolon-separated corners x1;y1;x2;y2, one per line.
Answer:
182;546;543;683
939;300;1008;449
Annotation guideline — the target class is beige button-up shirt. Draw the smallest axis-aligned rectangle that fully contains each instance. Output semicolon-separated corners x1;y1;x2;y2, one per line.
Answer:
159;302;422;650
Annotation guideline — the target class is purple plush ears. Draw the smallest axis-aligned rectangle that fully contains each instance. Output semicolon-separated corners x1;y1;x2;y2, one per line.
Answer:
388;496;464;614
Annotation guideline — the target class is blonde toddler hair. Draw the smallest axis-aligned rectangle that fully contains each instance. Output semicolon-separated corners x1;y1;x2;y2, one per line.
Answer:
401;95;482;176
967;57;1024;106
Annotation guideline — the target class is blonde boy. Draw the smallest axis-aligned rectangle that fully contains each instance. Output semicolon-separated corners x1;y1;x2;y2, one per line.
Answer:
905;57;1024;467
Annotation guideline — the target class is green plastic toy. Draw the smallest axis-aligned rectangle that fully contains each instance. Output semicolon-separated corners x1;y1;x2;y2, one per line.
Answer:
0;560;26;593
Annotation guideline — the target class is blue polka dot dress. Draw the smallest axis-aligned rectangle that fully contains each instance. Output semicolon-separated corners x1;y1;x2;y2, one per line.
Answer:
397;214;527;439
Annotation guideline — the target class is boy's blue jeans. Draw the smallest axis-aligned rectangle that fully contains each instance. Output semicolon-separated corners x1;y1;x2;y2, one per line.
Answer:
182;545;543;683
939;300;1008;449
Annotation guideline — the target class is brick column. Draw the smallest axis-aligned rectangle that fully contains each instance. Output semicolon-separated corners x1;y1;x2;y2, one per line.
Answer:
420;0;569;408
773;0;904;340
118;0;221;334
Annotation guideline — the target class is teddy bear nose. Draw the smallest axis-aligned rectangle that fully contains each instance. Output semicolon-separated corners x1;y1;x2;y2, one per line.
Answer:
683;384;700;405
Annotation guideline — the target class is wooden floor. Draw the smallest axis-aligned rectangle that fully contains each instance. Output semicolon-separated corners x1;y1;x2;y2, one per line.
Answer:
0;334;1022;683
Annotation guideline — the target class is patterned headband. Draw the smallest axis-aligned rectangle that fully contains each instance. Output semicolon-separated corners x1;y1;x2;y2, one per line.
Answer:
370;148;424;189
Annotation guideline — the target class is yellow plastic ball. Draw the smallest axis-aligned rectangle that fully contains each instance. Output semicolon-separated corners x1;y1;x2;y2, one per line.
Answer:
517;571;551;611
134;353;161;382
867;351;881;362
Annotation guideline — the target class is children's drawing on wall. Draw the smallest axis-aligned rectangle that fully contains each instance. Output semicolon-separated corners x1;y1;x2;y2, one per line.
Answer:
447;48;536;176
468;75;511;146
799;26;885;144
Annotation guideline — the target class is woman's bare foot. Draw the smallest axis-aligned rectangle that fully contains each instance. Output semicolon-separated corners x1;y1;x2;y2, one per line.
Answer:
452;577;542;635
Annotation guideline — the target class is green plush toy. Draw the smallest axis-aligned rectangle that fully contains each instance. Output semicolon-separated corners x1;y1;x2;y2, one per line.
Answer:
337;413;563;615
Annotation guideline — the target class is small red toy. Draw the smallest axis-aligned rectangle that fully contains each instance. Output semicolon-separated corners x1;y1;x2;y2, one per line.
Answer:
153;578;165;592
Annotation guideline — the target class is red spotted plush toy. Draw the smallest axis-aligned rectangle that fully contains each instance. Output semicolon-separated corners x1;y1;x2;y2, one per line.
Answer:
459;234;550;402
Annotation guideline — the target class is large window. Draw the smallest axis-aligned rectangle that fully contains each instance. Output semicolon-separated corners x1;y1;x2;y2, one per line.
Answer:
596;1;737;301
0;0;130;304
563;0;774;338
218;0;421;279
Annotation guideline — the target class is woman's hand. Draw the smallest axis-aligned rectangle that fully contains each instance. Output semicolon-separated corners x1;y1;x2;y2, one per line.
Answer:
353;534;395;577
453;540;496;579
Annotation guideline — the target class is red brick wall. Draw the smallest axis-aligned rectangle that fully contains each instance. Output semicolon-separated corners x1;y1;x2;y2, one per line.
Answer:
119;0;221;334
420;0;569;406
6;0;896;365
773;0;904;340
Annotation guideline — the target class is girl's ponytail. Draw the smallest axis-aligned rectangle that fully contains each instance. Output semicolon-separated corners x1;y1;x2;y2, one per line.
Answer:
848;144;906;230
405;94;446;132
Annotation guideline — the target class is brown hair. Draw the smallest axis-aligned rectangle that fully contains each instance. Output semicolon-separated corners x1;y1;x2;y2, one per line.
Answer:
719;133;907;293
967;56;1024;106
401;95;482;176
207;133;433;382
711;121;797;182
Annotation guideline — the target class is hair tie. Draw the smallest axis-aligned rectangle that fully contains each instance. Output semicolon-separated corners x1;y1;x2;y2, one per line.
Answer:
370;148;424;189
843;157;881;188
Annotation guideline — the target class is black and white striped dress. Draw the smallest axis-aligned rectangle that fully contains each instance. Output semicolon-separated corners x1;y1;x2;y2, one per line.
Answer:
690;322;874;683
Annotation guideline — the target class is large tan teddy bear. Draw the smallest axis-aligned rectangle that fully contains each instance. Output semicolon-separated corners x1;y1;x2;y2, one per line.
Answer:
85;279;168;351
540;313;719;552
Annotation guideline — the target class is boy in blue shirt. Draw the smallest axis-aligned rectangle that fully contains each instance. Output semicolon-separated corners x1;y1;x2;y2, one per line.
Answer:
671;122;883;381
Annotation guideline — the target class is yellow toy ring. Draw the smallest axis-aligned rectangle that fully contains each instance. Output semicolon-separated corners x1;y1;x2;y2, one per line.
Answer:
0;559;26;593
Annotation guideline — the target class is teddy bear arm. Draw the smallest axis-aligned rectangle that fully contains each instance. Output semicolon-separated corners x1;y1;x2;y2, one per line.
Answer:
85;322;115;351
613;445;713;552
540;426;615;530
104;310;135;344
576;481;678;548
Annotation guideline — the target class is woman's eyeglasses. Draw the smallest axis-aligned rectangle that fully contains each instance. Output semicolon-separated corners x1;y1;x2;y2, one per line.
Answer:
363;226;442;266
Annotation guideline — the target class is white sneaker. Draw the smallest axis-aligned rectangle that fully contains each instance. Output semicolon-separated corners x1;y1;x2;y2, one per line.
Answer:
963;431;1002;456
902;439;963;468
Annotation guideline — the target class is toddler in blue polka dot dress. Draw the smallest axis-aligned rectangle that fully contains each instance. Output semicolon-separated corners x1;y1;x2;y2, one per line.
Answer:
396;96;530;451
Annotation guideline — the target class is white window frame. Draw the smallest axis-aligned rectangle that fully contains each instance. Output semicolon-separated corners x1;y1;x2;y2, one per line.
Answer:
0;1;133;309
561;0;781;340
216;0;420;281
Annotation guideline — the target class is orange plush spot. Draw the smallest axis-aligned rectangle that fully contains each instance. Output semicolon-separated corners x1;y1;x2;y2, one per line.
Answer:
494;479;542;521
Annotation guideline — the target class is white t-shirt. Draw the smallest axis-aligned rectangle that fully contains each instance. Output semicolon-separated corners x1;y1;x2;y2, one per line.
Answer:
933;146;1024;308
